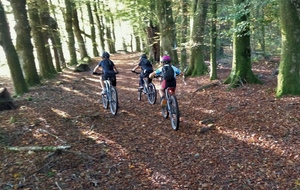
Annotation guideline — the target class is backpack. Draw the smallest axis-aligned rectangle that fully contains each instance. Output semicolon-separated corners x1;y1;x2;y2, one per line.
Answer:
162;65;174;81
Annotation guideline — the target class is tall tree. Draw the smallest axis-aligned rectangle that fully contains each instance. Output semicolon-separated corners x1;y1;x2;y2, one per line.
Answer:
209;0;218;80
27;0;54;79
71;1;89;60
156;0;179;65
94;0;105;51
179;0;188;70
185;0;208;77
224;0;261;88
64;0;77;65
0;1;28;95
37;0;57;74
87;1;99;57
10;0;40;86
276;0;300;96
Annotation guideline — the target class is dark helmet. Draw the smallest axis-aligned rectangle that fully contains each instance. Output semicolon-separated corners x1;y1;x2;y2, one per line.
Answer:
161;55;171;63
102;51;110;58
141;54;147;59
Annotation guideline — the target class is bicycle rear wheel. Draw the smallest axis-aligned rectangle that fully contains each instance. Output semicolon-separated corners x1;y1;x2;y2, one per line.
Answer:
169;95;179;130
161;98;169;118
110;87;118;115
147;83;157;105
102;94;109;109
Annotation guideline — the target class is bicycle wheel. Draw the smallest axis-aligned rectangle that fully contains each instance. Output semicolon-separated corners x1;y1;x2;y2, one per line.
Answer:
102;94;109;109
161;98;169;118
147;83;157;105
109;87;118;115
169;95;179;130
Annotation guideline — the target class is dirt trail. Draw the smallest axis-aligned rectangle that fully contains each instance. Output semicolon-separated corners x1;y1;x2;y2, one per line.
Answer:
0;53;299;189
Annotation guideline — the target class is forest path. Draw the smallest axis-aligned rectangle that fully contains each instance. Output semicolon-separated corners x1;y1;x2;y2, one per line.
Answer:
0;53;299;189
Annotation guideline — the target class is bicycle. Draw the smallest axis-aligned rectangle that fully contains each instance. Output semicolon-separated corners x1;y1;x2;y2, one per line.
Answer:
92;72;118;116
132;71;157;105
155;75;180;130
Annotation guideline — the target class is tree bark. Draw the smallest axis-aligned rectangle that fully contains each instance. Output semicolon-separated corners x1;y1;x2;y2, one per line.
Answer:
276;0;300;96
0;2;28;95
86;2;98;57
156;0;179;65
10;0;40;87
64;0;78;65
224;0;261;88
186;0;208;77
209;0;218;80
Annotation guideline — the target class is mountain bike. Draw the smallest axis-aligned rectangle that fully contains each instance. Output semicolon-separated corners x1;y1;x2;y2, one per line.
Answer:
132;71;157;105
155;75;180;131
92;72;118;116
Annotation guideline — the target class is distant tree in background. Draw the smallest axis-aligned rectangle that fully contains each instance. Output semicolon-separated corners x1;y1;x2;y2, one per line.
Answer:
224;0;261;88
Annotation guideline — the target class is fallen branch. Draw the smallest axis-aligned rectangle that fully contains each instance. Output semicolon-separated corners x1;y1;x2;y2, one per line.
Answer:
6;145;71;151
38;129;67;143
194;81;221;93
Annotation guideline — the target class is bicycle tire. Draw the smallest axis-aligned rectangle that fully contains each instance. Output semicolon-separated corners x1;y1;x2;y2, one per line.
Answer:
147;83;157;105
102;94;109;109
169;95;179;130
161;98;169;118
138;88;142;101
109;87;118;115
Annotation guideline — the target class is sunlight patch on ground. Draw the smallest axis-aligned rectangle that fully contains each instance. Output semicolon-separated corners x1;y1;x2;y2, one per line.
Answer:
51;108;71;118
60;86;87;97
219;128;300;160
82;130;129;159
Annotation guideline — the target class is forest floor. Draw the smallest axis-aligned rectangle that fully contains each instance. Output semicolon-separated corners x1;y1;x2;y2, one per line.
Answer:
0;52;300;190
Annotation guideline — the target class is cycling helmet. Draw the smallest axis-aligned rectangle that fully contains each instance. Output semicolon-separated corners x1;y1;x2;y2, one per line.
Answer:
102;51;110;58
161;55;171;63
141;54;147;59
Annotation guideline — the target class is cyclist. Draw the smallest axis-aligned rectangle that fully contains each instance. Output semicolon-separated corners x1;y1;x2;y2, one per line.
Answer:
149;55;181;106
93;51;119;94
131;54;153;89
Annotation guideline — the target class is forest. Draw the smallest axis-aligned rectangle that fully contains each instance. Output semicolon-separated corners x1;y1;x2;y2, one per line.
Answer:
0;0;300;189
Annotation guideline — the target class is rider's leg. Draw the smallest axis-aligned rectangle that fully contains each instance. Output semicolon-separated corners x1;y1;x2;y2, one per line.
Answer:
100;77;106;94
160;80;167;106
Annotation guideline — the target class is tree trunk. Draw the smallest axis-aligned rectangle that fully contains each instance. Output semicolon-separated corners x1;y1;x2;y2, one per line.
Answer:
179;0;188;70
87;2;99;57
209;0;218;80
186;0;208;77
64;0;78;65
27;0;54;79
10;0;40;87
156;0;179;65
276;0;300;96
72;1;89;60
94;0;105;51
224;0;261;88
0;2;28;95
37;0;57;75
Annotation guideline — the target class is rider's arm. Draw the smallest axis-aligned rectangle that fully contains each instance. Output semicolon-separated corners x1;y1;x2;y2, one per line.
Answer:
131;64;139;72
113;65;119;73
93;65;100;73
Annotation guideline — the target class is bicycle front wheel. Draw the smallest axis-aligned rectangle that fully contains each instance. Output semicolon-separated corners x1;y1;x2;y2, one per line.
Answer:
109;87;118;115
147;83;157;105
169;95;179;131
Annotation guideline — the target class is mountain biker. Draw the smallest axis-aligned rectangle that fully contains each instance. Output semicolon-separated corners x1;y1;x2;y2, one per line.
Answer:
93;51;119;94
131;54;153;89
149;55;181;106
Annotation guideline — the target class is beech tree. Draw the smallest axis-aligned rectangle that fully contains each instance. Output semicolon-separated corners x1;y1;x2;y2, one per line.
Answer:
224;0;261;87
9;0;40;86
0;1;28;95
185;0;209;77
276;0;300;96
